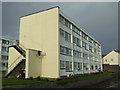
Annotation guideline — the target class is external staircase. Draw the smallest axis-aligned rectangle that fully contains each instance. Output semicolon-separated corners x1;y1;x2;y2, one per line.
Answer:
6;42;26;78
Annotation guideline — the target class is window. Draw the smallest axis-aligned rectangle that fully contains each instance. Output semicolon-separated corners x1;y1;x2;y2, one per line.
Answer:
73;50;81;58
66;61;69;71
83;53;88;59
111;59;113;61
59;15;65;25
89;55;93;60
6;63;8;68
72;25;81;35
74;62;82;71
82;33;87;40
72;25;75;31
2;55;8;60
60;28;65;37
95;65;98;69
2;46;7;51
60;60;66;69
60;46;72;56
65;19;71;28
78;63;82;71
60;28;71;43
98;50;101;55
77;38;80;47
83;63;89;71
65;32;71;42
94;57;97;61
73;36;76;44
94;48;97;53
2;63;5;67
74;62;78;70
82;41;88;50
60;46;65;54
73;36;81;47
89;45;92;52
66;61;72;71
60;15;71;29
105;59;107;62
66;48;72;55
94;42;97;46
91;65;94;70
2;40;9;45
89;38;93;44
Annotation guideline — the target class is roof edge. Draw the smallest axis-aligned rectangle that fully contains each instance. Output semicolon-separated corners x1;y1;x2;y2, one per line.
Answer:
20;6;60;18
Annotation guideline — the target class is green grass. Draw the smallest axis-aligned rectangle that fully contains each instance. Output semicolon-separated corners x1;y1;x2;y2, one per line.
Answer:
56;72;112;83
0;71;6;75
1;78;47;85
1;72;113;85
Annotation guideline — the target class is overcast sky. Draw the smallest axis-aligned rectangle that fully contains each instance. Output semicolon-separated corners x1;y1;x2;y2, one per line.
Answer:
2;2;118;54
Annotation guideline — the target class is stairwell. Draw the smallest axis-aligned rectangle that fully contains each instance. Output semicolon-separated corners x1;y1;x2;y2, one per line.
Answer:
6;43;26;78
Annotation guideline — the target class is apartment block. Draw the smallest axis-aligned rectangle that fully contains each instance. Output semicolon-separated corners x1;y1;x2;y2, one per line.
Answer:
7;6;102;79
0;38;17;71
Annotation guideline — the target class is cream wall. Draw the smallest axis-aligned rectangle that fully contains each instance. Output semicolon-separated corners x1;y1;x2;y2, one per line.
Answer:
8;47;25;73
103;50;119;65
118;54;120;67
20;7;60;78
26;49;42;78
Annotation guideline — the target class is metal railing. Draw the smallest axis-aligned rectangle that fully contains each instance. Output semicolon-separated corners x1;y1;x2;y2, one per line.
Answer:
11;40;26;57
8;55;24;74
12;43;26;57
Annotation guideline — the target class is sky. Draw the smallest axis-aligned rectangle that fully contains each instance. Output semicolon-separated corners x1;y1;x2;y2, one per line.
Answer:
2;2;118;54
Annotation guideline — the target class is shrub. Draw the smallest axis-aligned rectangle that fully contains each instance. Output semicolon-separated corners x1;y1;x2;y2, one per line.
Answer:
29;77;33;80
36;76;41;80
41;78;48;81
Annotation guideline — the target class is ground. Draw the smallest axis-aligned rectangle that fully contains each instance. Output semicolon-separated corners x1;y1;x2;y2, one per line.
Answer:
2;72;119;89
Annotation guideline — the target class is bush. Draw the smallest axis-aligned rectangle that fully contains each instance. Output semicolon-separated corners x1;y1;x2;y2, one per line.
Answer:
29;77;33;80
36;76;41;80
41;78;48;81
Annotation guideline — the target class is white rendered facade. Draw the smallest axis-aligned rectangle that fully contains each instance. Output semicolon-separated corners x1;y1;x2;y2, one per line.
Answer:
59;11;102;76
103;49;120;66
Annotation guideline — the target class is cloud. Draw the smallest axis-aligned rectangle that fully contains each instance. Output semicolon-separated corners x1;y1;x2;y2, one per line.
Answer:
2;2;118;54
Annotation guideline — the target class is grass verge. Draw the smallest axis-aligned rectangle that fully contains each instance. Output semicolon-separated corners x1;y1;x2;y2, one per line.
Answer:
56;72;112;83
1;72;113;85
1;78;47;85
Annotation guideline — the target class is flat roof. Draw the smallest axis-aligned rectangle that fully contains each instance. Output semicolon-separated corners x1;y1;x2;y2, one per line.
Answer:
20;6;59;18
20;6;101;46
59;10;101;46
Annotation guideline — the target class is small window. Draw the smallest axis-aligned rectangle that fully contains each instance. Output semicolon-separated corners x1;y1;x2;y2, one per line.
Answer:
111;59;113;61
1;55;8;60
2;40;9;44
105;59;107;62
2;46;7;51
95;65;98;69
66;61;72;71
83;53;88;59
60;46;72;56
60;60;66;69
73;36;81;47
74;62;78;70
83;63;89;71
60;28;65;37
78;63;82;71
91;65;94;70
2;63;6;67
